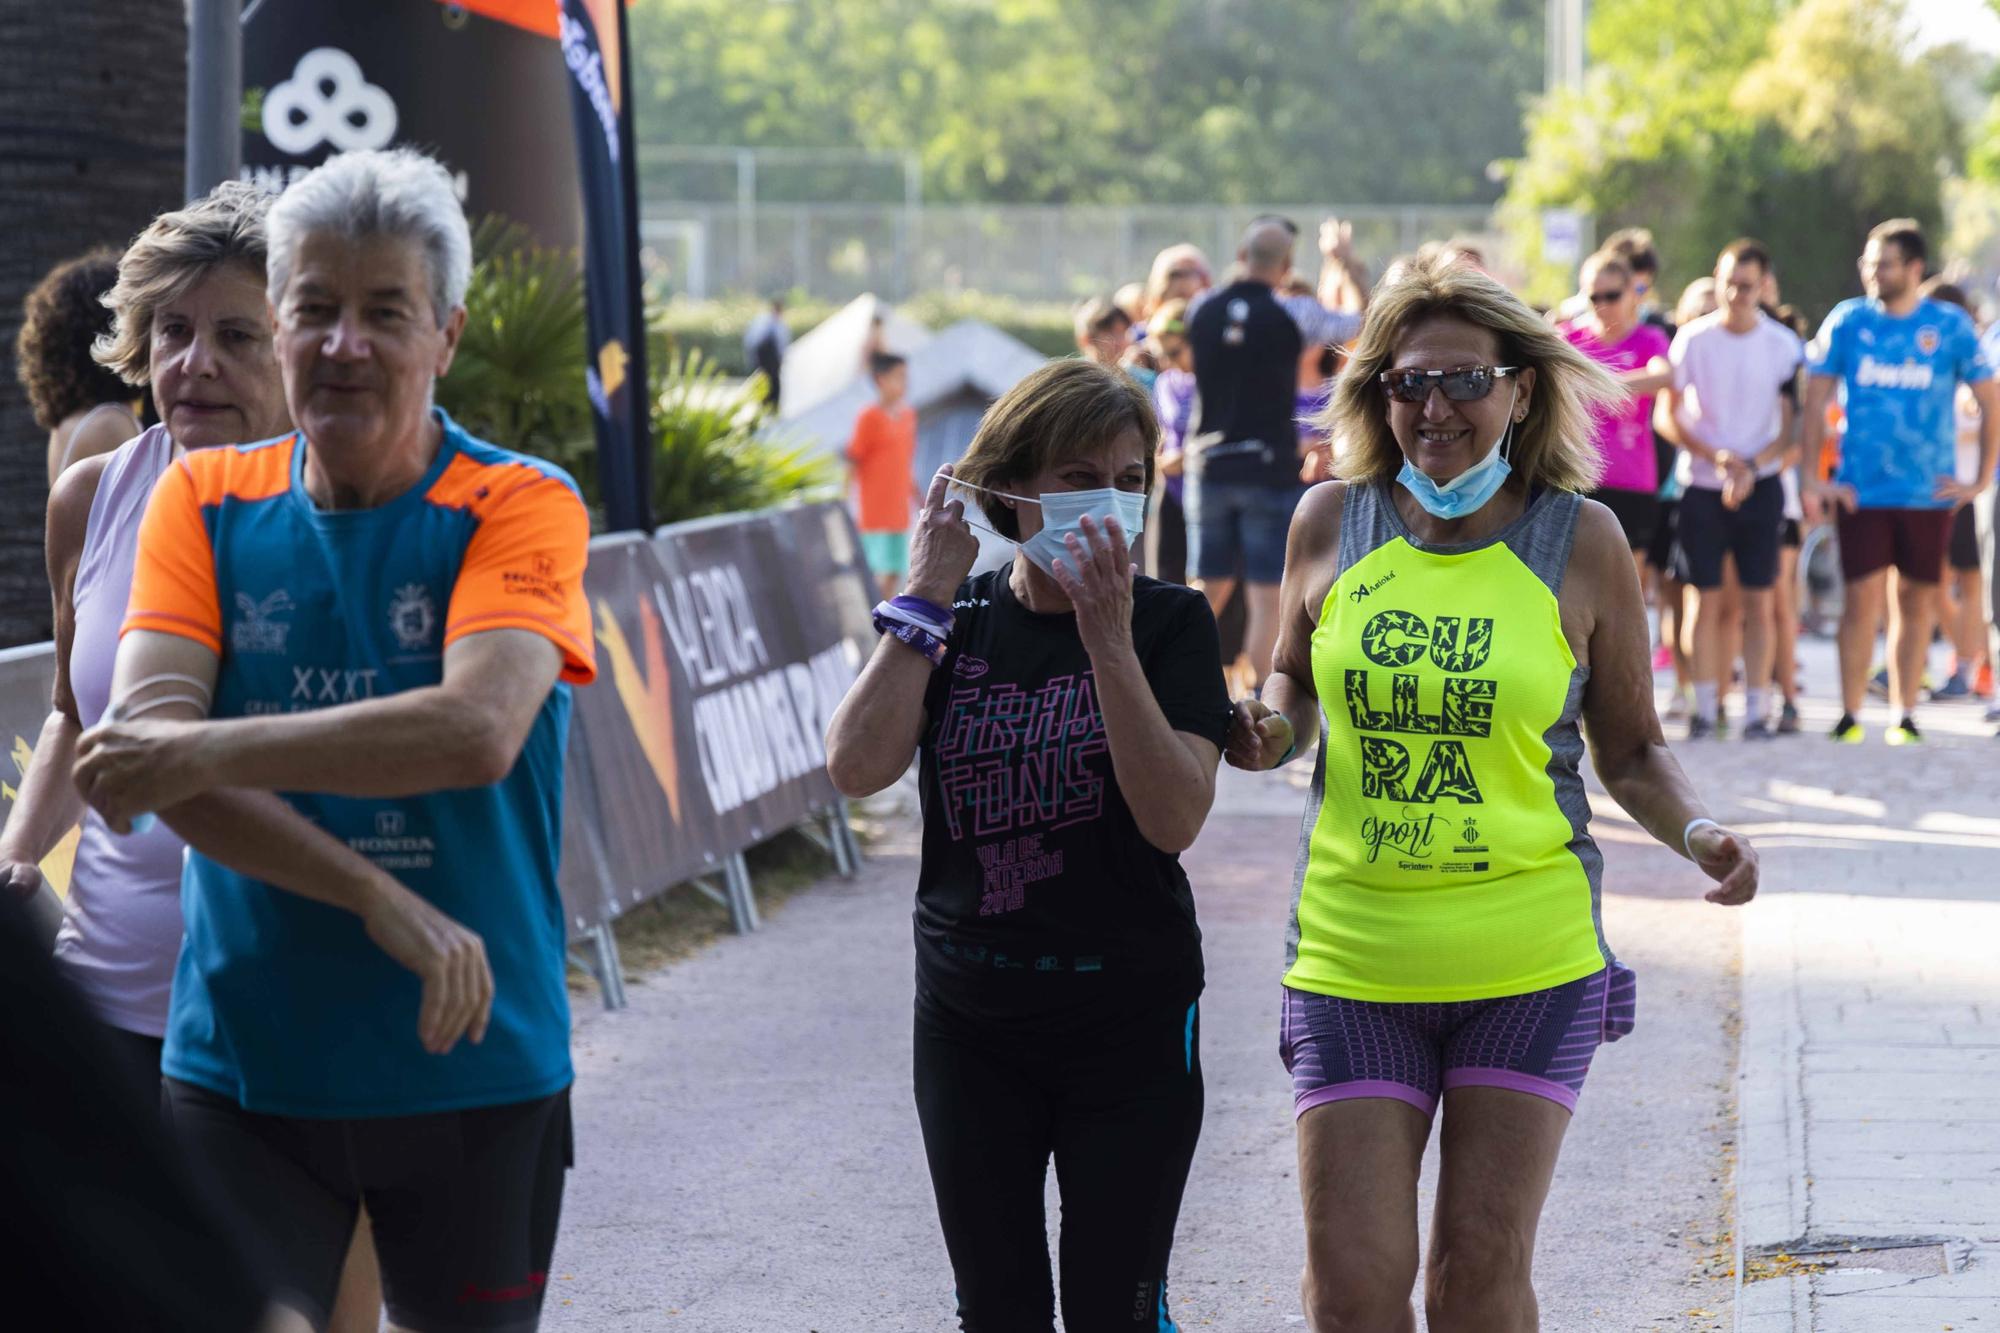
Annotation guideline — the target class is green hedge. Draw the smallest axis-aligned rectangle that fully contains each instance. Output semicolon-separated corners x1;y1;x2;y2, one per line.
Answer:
653;291;1076;374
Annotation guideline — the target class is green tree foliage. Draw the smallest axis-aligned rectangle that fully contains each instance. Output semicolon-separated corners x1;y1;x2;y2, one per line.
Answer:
1502;0;1957;317
438;223;835;528
628;0;1542;206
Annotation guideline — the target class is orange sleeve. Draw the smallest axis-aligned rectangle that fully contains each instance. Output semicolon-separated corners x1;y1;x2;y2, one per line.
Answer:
443;475;597;684
121;457;223;653
848;407;881;463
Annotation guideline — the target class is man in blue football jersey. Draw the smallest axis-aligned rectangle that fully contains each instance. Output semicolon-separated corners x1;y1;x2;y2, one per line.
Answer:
73;148;595;1333
1803;219;1998;745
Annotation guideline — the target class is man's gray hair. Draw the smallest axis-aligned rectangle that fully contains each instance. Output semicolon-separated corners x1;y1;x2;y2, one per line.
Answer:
266;148;471;326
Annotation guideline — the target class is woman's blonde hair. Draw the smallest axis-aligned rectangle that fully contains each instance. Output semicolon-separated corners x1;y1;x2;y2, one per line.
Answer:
953;360;1158;540
1142;243;1211;317
1321;253;1621;492
94;181;272;385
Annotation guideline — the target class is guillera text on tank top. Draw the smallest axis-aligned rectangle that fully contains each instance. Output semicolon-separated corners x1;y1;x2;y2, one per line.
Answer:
933;671;1105;916
1345;605;1497;865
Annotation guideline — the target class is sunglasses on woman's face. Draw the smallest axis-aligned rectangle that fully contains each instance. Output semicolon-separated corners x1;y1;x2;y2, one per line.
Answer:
1589;288;1627;305
1379;365;1520;404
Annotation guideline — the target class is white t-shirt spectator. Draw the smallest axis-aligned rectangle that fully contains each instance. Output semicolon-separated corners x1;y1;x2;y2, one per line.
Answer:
1669;310;1804;490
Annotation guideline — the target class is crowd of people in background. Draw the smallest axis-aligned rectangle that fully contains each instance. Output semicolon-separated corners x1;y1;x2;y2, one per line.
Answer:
10;174;1998;1331
872;213;1999;744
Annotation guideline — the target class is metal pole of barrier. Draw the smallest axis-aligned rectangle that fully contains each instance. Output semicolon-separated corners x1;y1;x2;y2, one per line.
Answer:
573;779;630;1012
827;800;860;878
723;851;760;934
591;925;628;1010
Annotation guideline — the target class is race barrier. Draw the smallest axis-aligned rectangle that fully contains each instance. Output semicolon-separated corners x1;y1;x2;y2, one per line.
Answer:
0;501;879;1010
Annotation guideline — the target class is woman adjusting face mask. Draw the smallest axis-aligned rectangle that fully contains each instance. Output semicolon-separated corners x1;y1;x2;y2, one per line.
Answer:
944;474;1148;578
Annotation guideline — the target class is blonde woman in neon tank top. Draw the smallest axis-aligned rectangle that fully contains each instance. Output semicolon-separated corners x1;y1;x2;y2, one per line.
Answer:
1227;255;1761;1332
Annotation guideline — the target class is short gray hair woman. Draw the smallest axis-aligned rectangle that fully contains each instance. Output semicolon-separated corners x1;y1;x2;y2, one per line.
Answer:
1226;253;1761;1329
1;179;285;1017
0;179;385;1333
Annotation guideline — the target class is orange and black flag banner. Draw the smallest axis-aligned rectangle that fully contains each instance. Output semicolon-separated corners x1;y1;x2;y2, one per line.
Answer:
558;0;653;532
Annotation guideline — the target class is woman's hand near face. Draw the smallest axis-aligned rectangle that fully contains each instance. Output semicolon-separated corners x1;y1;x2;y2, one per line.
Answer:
906;466;981;604
1051;513;1136;663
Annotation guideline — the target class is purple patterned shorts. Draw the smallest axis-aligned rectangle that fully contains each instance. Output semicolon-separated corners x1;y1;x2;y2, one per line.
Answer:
1278;965;1637;1118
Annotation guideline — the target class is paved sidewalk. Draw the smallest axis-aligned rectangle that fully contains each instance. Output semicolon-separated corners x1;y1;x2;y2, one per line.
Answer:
1661;642;2000;1331
546;755;1741;1329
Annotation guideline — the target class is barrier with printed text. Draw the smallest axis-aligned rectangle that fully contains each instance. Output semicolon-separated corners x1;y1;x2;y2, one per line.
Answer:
0;502;876;941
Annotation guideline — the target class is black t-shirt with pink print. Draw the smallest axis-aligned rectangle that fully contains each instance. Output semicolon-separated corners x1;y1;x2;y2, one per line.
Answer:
914;564;1232;1022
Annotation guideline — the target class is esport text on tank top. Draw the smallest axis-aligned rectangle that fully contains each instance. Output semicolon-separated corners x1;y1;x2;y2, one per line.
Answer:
58;425;189;1037
1284;481;1615;1002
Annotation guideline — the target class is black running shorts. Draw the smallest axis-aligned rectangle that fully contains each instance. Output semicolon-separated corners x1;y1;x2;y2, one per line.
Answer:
165;1080;572;1332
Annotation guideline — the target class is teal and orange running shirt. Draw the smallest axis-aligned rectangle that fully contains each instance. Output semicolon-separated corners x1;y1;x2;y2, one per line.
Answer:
123;409;596;1116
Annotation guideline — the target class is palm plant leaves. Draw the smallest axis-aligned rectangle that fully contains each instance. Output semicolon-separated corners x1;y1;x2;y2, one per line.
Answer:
648;349;837;523
440;215;836;529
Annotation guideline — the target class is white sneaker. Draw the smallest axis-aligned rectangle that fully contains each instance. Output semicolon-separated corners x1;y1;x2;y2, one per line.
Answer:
1664;688;1692;722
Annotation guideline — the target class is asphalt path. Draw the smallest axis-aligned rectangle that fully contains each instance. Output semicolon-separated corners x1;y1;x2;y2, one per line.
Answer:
545;746;1744;1331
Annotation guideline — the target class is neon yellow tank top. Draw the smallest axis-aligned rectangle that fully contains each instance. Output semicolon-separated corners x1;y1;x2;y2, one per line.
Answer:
1283;483;1612;1002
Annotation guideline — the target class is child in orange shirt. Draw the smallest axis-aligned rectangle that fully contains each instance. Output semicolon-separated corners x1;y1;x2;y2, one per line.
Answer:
848;353;921;599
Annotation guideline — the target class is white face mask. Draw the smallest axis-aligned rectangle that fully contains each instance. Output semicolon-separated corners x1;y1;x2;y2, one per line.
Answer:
944;476;1148;578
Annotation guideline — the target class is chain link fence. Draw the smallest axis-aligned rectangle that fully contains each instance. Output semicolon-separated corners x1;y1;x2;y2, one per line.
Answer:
640;201;1498;304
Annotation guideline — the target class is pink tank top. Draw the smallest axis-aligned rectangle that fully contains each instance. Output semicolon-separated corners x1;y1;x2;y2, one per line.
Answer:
57;426;188;1037
1562;321;1669;494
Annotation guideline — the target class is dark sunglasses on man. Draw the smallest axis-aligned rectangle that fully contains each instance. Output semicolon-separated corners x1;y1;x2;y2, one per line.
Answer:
1588;288;1627;305
1379;365;1521;403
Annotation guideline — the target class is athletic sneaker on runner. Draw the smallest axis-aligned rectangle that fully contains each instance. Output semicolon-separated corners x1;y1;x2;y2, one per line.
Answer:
1662;240;1804;739
1803;219;1998;743
1228;254;1759;1331
826;361;1230;1333
71;149;595;1333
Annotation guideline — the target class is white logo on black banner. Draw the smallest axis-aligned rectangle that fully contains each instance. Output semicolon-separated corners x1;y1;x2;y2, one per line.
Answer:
262;48;398;155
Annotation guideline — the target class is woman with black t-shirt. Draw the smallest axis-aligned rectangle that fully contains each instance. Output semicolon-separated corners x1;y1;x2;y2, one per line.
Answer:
827;360;1232;1332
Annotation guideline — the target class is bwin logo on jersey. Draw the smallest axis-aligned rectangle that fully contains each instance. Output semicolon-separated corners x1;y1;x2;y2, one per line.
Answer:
232;589;295;655
1855;355;1936;391
262;48;398;156
388;584;437;653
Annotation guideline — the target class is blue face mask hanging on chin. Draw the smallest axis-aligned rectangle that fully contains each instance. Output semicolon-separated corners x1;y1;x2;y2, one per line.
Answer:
1395;384;1518;520
945;478;1147;579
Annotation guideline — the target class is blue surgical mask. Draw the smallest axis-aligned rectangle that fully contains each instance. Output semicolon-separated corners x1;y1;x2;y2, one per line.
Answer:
946;478;1147;578
1395;385;1518;520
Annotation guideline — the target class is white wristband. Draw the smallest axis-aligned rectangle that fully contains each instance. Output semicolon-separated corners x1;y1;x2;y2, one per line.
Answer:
1683;817;1721;861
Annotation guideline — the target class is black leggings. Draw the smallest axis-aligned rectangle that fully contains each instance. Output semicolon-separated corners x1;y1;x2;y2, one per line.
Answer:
913;989;1205;1332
